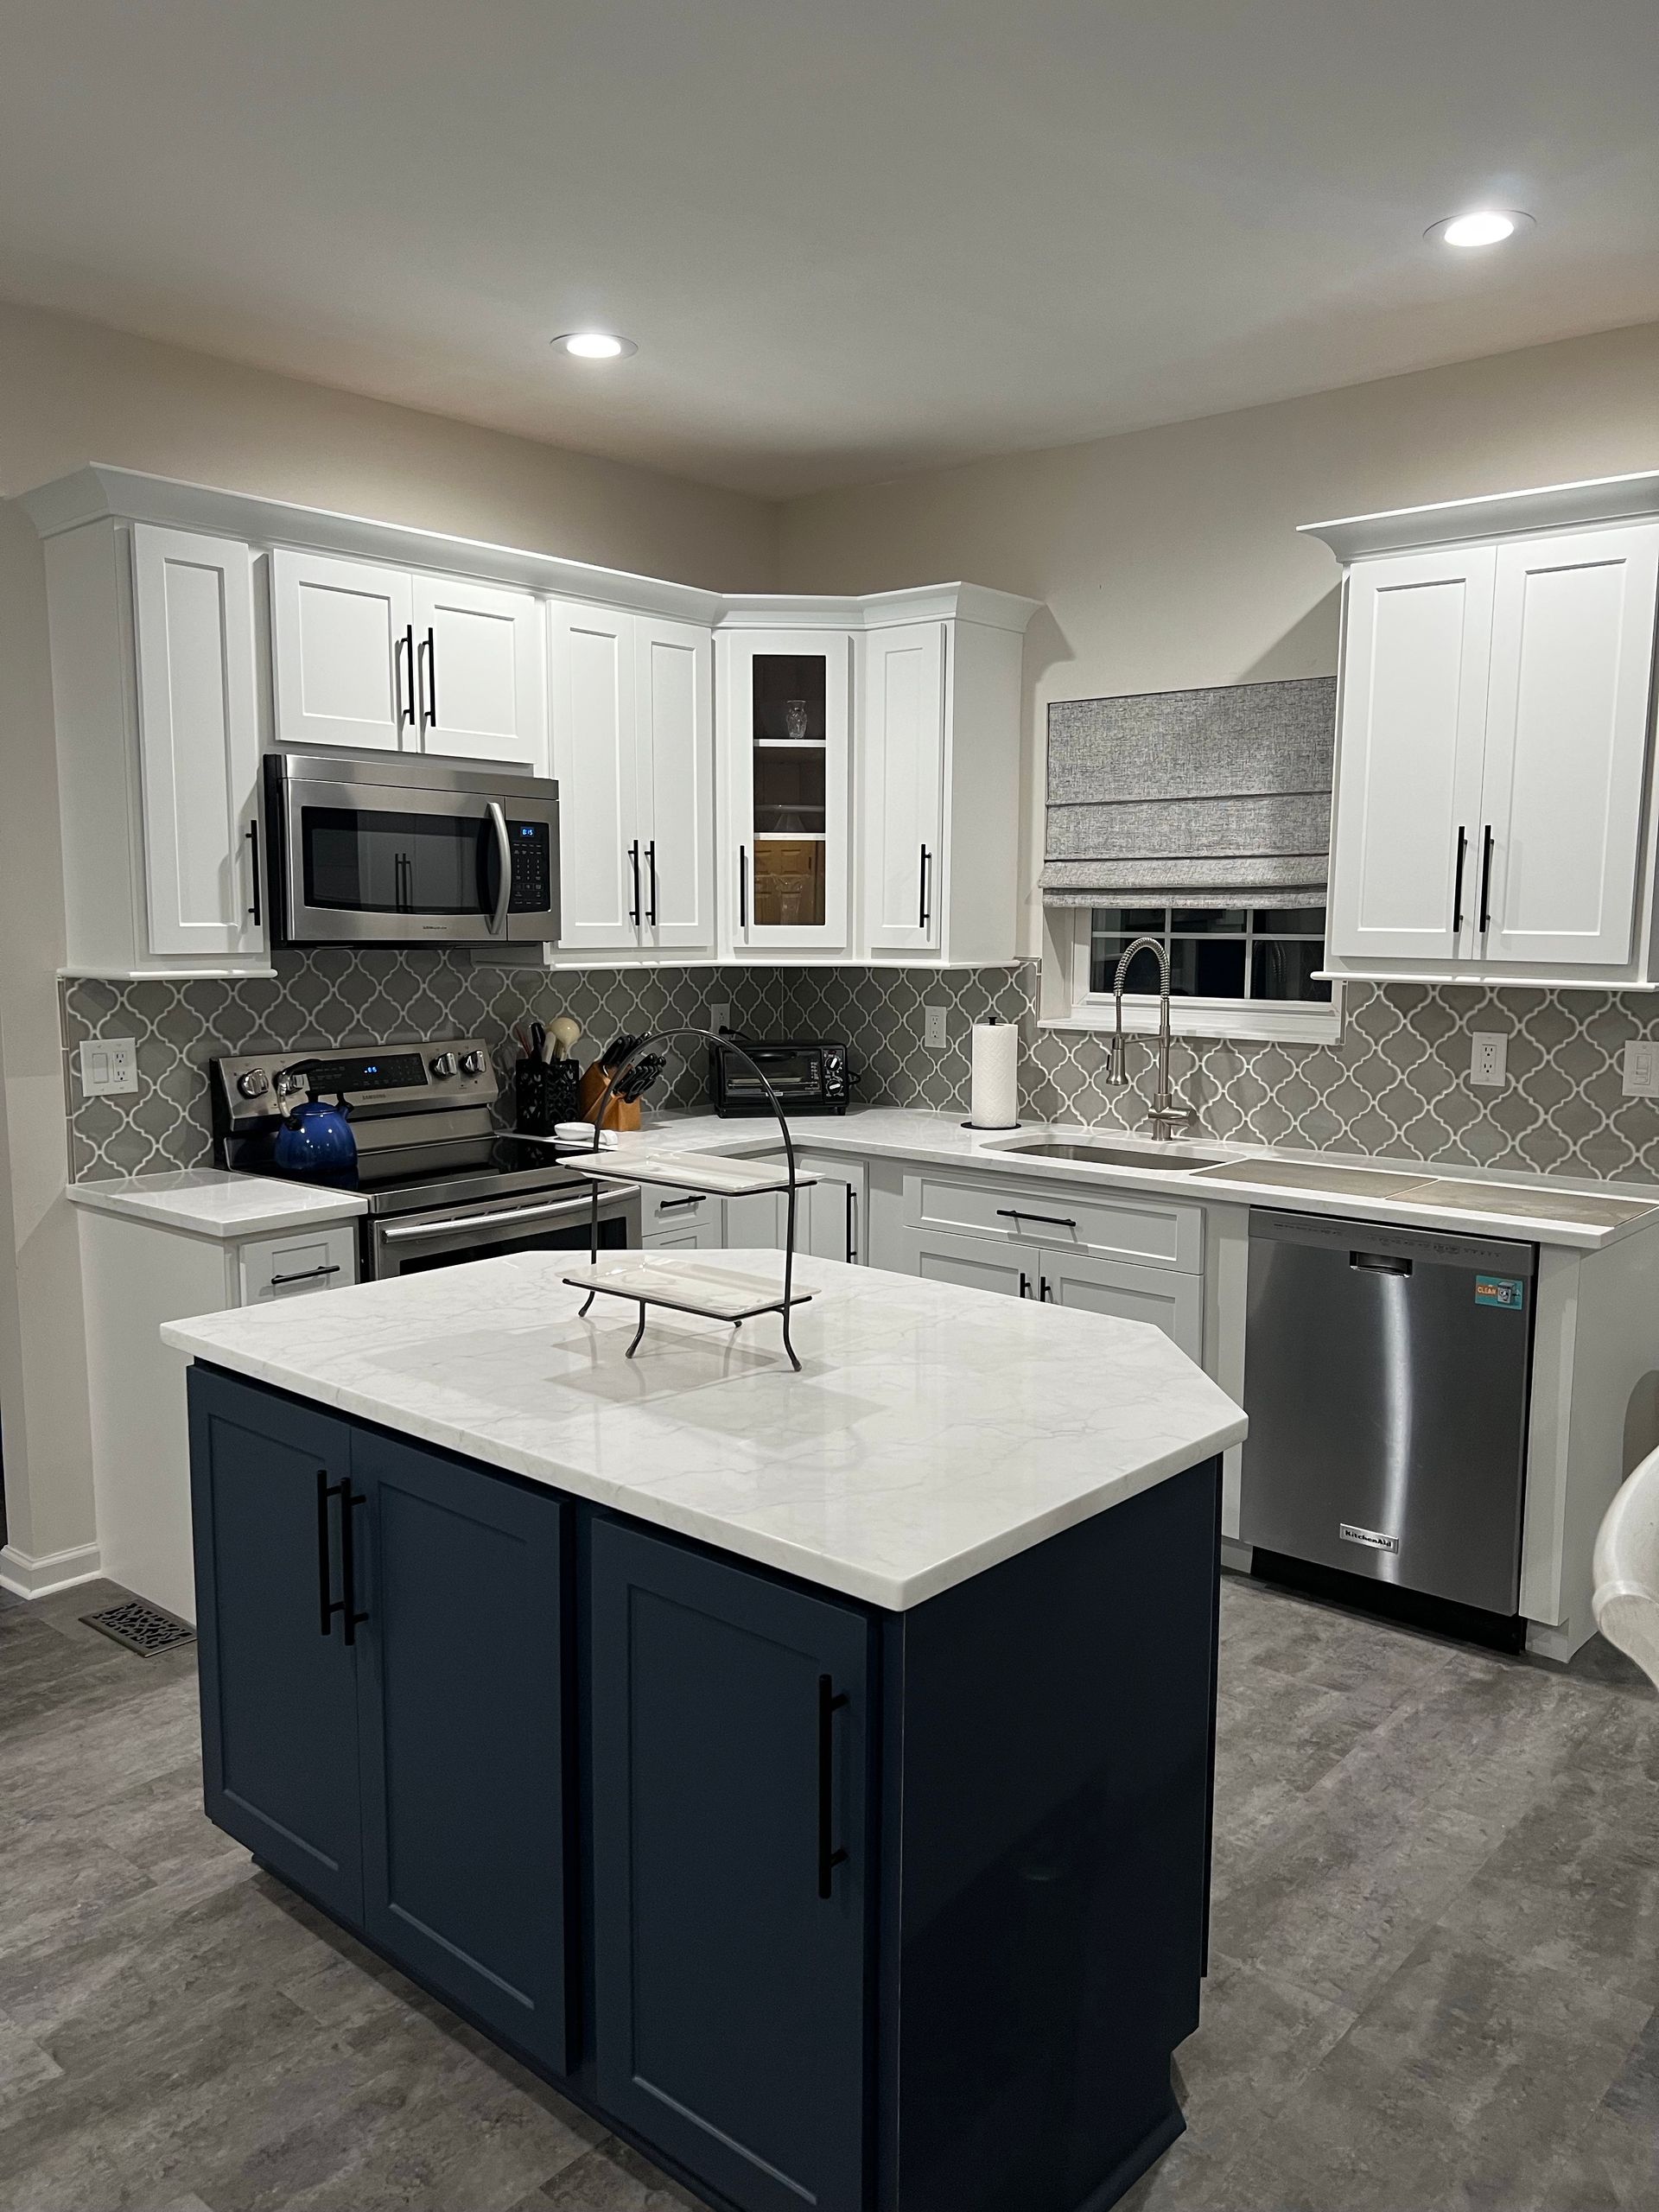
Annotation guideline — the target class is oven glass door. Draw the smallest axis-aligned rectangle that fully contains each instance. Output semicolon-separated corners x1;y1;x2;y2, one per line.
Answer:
718;1046;823;1107
372;1192;635;1279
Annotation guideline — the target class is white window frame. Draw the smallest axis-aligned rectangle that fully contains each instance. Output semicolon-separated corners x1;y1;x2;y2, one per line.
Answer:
1041;906;1344;1046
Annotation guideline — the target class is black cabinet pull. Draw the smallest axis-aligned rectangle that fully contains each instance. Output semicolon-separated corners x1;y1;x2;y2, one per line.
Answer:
418;627;437;729
845;1185;857;1263
396;625;416;730
996;1207;1077;1230
1018;1270;1031;1298
1478;825;1495;934
658;1193;704;1213
918;843;932;931
246;819;262;927
738;846;748;930
340;1486;369;1647
645;839;658;926
1452;825;1467;932
317;1469;347;1637
270;1264;342;1287
817;1673;849;1899
1040;1277;1054;1302
627;841;642;928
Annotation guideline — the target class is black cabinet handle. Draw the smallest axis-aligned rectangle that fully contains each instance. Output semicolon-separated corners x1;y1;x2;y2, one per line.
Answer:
817;1673;849;1899
317;1470;347;1637
270;1264;342;1287
395;626;415;731
628;841;642;928
246;820;262;927
1018;1270;1031;1298
918;843;932;931
1040;1277;1054;1302
995;1207;1077;1230
418;627;437;728
1452;825;1467;932
738;846;748;930
1478;825;1495;934
658;1193;704;1213
645;839;658;926
340;1487;369;1648
846;1185;857;1263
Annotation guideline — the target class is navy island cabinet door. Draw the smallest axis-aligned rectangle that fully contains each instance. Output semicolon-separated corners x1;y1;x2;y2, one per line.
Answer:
353;1431;569;2076
589;1518;871;2212
188;1368;364;1924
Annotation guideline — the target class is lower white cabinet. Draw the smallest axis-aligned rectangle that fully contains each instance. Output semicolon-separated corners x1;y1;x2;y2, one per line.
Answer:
906;1224;1202;1357
238;1224;359;1304
639;1185;723;1249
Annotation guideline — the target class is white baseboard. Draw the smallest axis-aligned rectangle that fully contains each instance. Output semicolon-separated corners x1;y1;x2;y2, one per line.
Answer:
1220;1538;1253;1576
0;1541;104;1600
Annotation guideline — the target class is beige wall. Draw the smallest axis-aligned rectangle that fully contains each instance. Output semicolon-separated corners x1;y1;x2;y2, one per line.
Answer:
777;318;1659;959
0;299;777;1583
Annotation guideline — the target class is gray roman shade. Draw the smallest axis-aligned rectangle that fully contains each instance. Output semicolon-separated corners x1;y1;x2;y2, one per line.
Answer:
1040;676;1337;909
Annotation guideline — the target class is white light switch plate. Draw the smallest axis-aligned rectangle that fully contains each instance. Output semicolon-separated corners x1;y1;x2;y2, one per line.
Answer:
924;1005;949;1050
1470;1032;1508;1088
78;1037;138;1096
1624;1039;1659;1097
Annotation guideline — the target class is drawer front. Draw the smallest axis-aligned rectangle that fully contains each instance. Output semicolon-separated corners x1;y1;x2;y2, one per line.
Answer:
905;1169;1202;1273
237;1224;359;1305
639;1185;722;1244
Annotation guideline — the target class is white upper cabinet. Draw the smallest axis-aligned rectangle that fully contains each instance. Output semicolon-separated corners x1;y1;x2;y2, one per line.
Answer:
549;603;714;957
721;629;852;954
411;573;545;767
1478;525;1659;969
863;622;945;953
132;526;264;961
1309;478;1659;987
272;550;544;768
1326;547;1495;965
270;550;412;752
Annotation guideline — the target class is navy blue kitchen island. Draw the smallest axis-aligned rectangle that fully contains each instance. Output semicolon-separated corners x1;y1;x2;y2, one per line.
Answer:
170;1250;1247;2212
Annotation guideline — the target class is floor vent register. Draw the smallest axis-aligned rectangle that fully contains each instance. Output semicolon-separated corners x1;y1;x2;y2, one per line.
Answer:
80;1599;196;1657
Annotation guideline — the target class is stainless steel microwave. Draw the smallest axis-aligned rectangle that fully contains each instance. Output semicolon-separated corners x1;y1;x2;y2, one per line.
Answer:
264;752;560;949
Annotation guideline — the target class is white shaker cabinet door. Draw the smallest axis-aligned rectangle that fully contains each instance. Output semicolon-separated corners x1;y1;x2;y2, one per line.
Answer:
412;574;545;767
270;549;413;752
637;617;715;951
549;601;641;950
130;524;264;959
1037;1247;1204;1361
1326;547;1496;964
1478;524;1659;970
863;621;946;952
909;1224;1033;1300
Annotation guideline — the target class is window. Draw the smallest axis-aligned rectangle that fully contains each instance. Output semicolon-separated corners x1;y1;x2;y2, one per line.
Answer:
1053;905;1341;1043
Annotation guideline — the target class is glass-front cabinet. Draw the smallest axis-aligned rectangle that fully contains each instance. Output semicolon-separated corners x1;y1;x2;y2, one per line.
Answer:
721;629;851;951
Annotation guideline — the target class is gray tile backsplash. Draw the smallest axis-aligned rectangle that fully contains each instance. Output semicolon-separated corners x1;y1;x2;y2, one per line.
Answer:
60;954;1659;1185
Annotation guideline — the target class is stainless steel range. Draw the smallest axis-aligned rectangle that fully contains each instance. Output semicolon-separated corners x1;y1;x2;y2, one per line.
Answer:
211;1034;638;1280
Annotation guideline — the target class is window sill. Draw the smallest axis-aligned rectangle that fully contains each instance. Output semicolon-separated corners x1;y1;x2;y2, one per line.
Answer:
1047;996;1343;1046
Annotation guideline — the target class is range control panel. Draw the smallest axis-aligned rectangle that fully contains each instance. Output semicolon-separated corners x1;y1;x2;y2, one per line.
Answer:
213;1036;499;1127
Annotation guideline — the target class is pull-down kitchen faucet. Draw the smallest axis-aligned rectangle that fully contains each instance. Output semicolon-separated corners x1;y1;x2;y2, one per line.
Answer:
1104;935;1199;1141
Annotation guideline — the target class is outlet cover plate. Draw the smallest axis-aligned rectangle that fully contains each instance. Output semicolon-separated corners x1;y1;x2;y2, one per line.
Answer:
924;1005;949;1051
709;1001;732;1038
1624;1039;1659;1097
1470;1032;1508;1089
78;1037;138;1096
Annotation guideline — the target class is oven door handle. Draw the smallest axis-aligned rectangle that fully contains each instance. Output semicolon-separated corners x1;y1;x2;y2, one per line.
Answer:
379;1195;608;1243
486;801;512;937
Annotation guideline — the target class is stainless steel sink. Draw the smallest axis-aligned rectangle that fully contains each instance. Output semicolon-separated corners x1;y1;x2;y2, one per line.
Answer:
993;1139;1231;1171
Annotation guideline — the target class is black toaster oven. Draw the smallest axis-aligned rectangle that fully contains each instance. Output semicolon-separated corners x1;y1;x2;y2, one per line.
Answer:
709;1037;851;1116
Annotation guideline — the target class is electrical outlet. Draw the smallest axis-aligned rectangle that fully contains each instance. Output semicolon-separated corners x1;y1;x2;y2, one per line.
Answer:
78;1037;138;1096
1470;1032;1508;1089
1624;1039;1659;1097
924;1004;949;1051
709;1001;732;1037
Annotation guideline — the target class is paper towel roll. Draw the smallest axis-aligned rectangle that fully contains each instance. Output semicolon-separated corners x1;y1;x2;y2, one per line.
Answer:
969;1018;1020;1128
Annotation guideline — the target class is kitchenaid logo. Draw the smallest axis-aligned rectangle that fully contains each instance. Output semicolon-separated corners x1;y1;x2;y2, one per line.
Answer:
1339;1522;1401;1554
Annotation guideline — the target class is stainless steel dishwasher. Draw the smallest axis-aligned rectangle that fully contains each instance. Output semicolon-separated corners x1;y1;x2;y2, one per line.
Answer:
1239;1208;1535;1634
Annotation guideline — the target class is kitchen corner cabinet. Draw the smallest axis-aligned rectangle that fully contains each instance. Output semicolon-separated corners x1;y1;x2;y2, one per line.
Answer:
42;519;266;973
188;1364;1222;2212
1314;484;1659;988
550;601;715;956
271;548;546;768
721;628;854;952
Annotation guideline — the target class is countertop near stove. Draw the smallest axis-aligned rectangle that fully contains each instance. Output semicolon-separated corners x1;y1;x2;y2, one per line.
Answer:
163;1249;1245;1610
67;1169;368;1239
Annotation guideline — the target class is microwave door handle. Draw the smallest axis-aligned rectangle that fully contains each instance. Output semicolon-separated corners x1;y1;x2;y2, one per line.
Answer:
486;802;512;935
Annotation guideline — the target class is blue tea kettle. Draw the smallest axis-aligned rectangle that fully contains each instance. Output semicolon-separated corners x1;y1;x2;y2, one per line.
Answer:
272;1061;358;1183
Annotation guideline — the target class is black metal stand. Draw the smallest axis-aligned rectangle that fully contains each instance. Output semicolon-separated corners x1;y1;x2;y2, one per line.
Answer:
572;1028;808;1372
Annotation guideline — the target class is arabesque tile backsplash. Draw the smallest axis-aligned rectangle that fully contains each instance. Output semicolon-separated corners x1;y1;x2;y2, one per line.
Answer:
60;955;1659;1185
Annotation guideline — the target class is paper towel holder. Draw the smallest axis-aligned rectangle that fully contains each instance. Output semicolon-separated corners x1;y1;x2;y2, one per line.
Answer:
963;1011;1021;1131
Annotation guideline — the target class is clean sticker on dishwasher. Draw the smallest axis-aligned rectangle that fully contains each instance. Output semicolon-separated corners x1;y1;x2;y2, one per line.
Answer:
1474;1274;1526;1312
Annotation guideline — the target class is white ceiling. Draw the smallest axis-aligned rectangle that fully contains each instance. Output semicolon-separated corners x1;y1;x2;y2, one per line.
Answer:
2;0;1656;498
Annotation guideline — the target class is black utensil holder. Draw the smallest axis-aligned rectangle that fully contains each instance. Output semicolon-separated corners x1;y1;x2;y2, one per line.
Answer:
515;1058;581;1136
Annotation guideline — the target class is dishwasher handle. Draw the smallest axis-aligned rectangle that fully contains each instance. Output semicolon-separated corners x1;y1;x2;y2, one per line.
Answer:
1351;1250;1412;1275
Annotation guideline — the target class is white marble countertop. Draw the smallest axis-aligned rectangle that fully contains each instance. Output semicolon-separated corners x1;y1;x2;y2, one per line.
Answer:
162;1250;1246;1611
613;1107;1659;1251
67;1169;367;1239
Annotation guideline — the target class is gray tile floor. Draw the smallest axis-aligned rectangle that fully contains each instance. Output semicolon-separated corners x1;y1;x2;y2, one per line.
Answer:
0;1572;1654;2211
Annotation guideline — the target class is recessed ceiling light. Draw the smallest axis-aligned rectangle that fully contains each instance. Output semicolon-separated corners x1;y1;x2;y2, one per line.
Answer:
1426;209;1535;250
550;331;637;359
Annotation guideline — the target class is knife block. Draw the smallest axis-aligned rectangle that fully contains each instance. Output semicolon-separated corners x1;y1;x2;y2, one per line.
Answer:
579;1062;642;1131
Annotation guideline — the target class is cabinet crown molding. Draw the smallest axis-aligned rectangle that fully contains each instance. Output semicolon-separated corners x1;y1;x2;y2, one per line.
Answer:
19;466;1040;635
1300;468;1659;564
